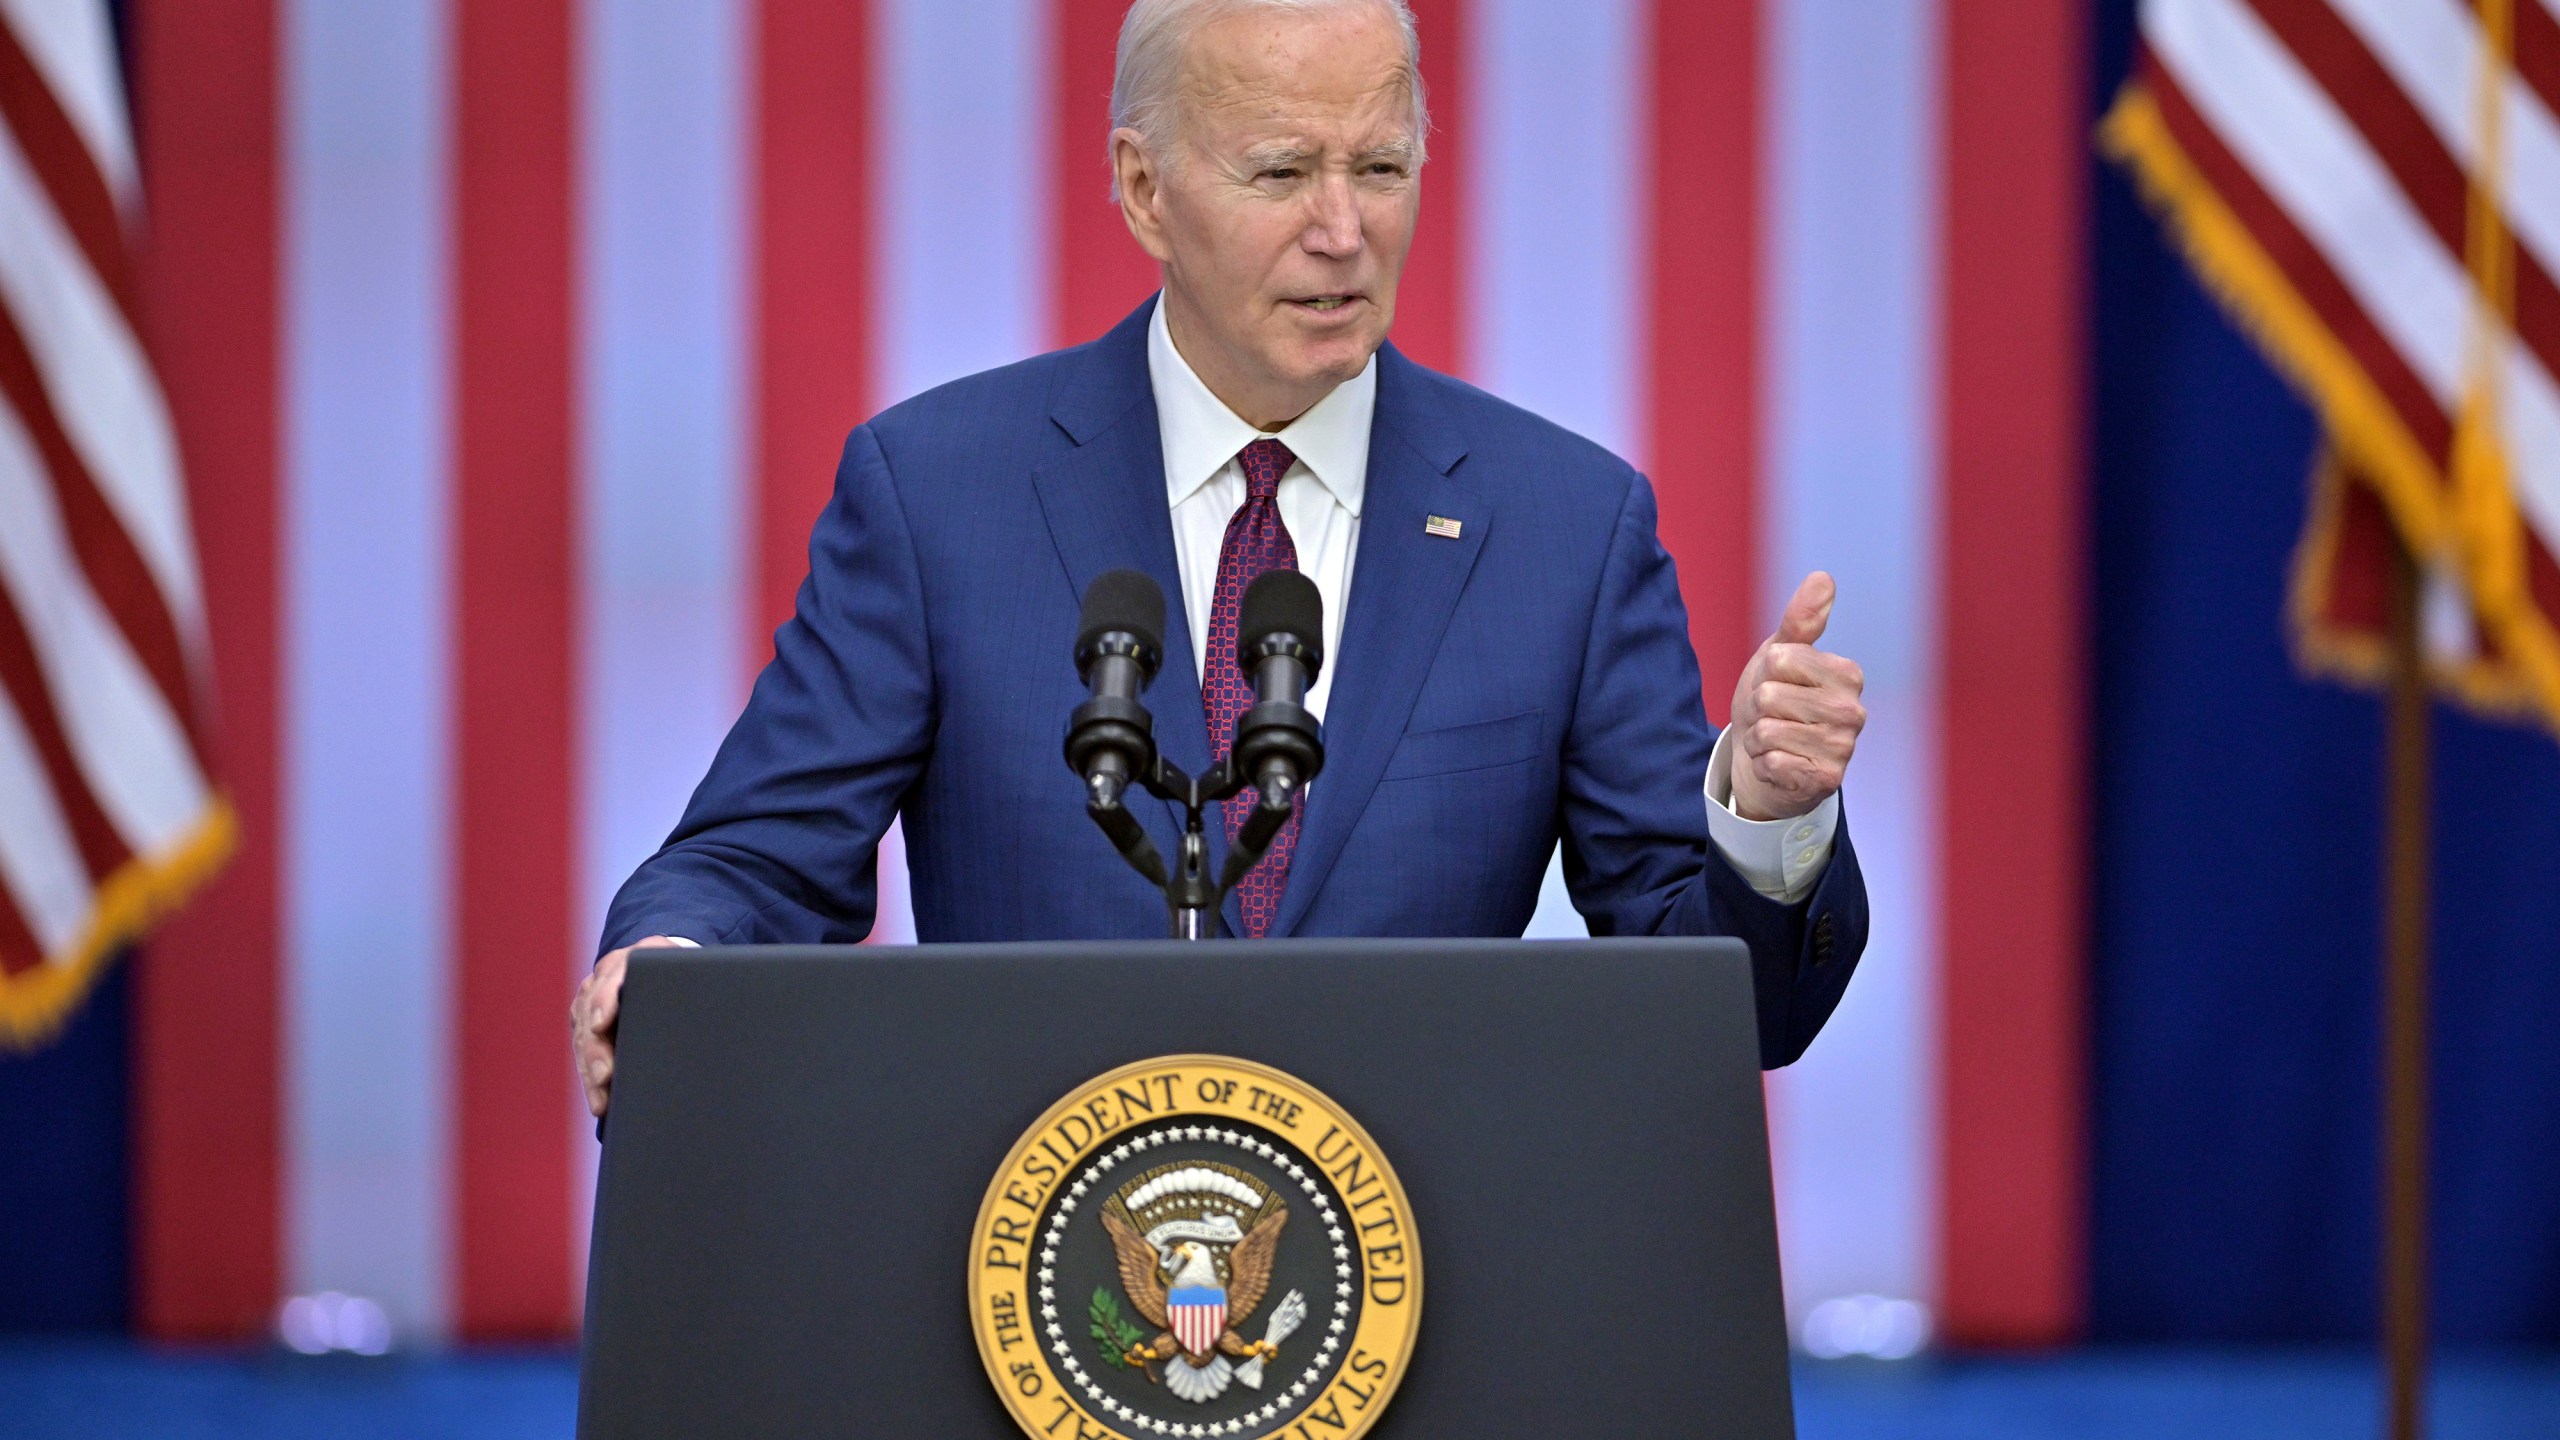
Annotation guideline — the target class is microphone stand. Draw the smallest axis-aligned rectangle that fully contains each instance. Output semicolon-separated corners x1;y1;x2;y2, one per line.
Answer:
1085;754;1297;939
1070;573;1322;940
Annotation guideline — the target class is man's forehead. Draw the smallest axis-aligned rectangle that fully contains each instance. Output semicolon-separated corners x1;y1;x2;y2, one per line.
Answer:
1183;71;1416;157
1176;7;1415;143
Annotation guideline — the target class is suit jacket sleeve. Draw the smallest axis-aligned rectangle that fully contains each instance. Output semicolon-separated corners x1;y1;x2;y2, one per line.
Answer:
598;424;933;952
1556;471;1869;1067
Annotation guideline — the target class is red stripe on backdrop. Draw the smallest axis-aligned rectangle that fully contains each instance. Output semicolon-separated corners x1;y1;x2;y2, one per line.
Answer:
130;0;279;1339
1642;0;1760;715
752;0;875;661
1937;0;2087;1346
1052;0;1162;348
451;0;577;1337
1393;0;1465;377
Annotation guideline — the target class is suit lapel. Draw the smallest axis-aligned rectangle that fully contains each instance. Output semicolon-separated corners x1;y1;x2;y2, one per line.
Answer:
1271;349;1481;937
1029;300;1215;839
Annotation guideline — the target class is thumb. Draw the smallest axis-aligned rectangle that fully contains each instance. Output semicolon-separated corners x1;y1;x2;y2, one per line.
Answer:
1773;571;1836;646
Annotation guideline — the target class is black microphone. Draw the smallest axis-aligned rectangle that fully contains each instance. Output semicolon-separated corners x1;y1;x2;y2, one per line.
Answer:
1066;569;1166;800
1066;571;1169;887
1235;569;1325;764
1222;571;1325;887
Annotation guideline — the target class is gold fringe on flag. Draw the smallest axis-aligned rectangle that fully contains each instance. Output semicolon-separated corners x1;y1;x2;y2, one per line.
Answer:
0;799;238;1050
2100;58;2560;740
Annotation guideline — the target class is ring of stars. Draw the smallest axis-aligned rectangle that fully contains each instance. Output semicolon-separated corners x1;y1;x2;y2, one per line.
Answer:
1034;1124;1357;1438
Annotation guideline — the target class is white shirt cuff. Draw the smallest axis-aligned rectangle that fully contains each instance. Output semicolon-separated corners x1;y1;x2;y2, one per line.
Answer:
659;936;700;948
1702;727;1838;905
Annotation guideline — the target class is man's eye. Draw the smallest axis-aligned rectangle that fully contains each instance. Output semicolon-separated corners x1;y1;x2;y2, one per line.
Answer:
1260;168;1299;181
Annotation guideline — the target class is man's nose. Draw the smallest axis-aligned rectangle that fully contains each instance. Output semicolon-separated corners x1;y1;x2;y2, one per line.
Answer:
1300;176;1363;257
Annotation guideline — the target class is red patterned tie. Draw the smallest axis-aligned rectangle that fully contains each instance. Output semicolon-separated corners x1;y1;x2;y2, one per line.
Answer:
1204;438;1301;938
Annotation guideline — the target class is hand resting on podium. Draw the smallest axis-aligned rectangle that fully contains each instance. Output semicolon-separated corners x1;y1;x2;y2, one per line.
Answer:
573;934;685;1118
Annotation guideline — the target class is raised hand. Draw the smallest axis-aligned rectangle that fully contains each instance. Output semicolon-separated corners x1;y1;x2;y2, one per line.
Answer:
1727;572;1867;822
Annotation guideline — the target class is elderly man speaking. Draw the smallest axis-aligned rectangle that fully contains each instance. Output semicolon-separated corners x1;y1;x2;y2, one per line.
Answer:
574;0;1871;1115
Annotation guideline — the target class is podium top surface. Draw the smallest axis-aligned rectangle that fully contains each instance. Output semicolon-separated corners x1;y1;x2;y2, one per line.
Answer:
579;936;1790;1440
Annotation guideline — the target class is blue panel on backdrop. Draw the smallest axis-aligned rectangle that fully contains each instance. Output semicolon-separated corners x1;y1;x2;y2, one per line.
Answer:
0;962;129;1331
2090;0;2560;1345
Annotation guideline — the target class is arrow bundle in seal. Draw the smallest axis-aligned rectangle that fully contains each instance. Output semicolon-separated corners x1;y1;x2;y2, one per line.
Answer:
1235;1289;1307;1389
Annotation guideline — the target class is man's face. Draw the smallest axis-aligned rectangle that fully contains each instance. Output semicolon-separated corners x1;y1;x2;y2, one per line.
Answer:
1118;3;1420;427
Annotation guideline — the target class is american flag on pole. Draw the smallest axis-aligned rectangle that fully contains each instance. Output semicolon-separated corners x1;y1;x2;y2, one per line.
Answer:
2106;0;2560;736
0;1;230;1045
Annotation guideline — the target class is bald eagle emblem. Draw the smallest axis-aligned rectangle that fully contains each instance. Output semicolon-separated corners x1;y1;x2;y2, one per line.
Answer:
1097;1161;1305;1404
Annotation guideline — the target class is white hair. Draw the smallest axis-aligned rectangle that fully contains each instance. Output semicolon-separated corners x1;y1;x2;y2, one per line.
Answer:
1107;0;1430;196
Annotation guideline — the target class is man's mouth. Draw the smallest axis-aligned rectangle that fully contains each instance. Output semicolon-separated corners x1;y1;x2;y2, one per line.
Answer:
1290;294;1358;312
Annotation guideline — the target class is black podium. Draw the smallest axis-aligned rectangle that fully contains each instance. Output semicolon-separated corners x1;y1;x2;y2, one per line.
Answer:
577;938;1794;1438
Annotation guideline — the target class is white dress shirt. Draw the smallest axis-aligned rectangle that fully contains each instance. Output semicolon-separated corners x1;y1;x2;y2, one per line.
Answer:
1144;298;1838;906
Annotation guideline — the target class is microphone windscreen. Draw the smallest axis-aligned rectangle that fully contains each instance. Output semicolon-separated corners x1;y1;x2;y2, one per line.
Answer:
1077;569;1167;655
1239;569;1324;671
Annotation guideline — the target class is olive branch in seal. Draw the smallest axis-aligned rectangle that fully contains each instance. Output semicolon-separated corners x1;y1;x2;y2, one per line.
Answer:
1089;1287;1149;1368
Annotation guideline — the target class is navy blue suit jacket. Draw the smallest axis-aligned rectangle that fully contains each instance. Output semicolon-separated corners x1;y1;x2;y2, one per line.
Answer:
603;300;1867;1064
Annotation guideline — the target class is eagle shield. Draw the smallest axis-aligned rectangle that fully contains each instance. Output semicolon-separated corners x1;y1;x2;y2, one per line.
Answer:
1166;1284;1226;1358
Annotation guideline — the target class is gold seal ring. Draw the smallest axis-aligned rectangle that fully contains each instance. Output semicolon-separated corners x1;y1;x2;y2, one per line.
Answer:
969;1055;1422;1440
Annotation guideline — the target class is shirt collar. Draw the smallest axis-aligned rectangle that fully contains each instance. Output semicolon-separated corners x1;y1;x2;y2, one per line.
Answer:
1147;294;1374;517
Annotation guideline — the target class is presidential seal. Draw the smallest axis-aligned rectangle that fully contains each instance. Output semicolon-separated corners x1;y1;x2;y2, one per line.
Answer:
970;1056;1421;1440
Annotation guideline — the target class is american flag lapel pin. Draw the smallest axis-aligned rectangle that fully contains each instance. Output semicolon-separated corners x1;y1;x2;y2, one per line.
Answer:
1424;514;1463;539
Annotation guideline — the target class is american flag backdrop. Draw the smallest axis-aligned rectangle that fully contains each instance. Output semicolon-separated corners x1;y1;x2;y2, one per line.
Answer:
123;0;2087;1349
2110;0;2560;735
0;3;230;1043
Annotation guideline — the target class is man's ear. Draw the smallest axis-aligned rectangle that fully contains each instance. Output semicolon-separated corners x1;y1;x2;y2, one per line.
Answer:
1114;129;1176;264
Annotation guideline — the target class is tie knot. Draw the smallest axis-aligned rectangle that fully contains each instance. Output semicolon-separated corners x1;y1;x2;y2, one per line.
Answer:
1237;437;1295;501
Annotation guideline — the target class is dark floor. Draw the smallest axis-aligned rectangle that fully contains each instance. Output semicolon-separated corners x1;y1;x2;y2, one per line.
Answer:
2;1341;2555;1437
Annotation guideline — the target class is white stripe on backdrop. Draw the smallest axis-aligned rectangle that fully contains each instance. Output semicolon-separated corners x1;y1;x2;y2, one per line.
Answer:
877;0;1051;402
1761;0;1939;1327
282;0;451;1341
1469;0;1641;463
264;0;1945;1339
574;0;751;1288
1468;0;1642;943
865;0;1061;944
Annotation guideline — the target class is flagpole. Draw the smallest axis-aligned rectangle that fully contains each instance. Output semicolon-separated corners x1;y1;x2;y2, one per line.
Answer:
2381;537;2431;1440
